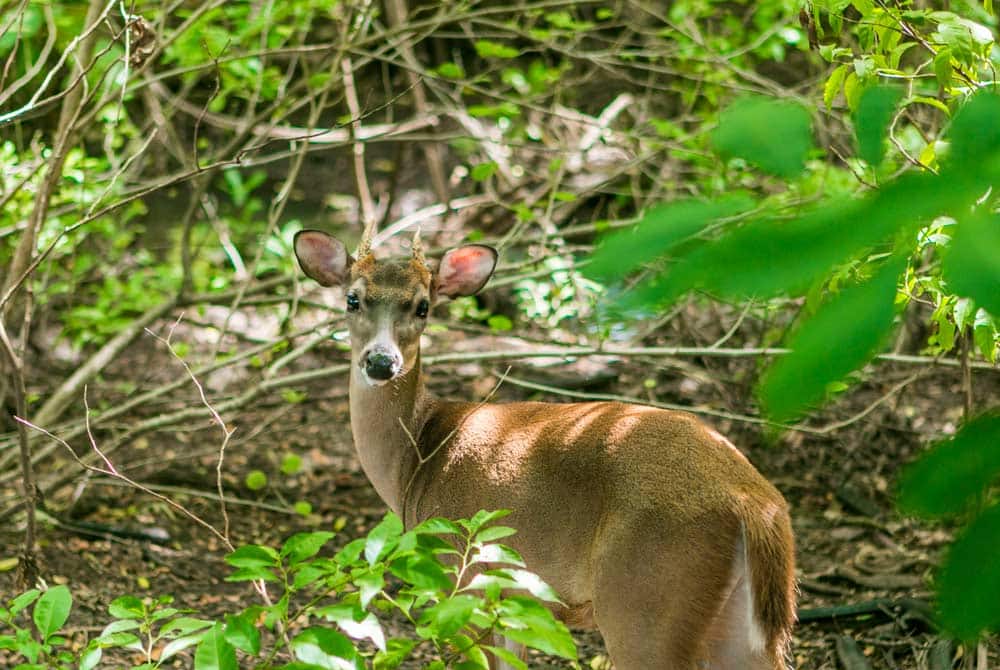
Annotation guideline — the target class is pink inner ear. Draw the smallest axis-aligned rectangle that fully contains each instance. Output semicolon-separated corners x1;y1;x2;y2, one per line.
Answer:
437;245;497;297
294;230;350;286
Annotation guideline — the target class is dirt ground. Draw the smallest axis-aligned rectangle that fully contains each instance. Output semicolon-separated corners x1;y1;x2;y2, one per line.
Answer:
2;312;998;669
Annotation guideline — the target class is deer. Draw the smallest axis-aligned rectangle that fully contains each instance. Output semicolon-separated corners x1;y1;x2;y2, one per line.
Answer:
293;226;796;670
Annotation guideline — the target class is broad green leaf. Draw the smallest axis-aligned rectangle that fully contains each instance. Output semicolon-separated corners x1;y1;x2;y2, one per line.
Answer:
365;514;403;566
498;596;576;659
933;48;953;91
474;40;519;59
225;566;278;582
412;517;463;537
79;645;102;670
760;256;905;421
474;525;518;544
712;96;813;177
10;590;40;615
291;627;359;670
463;509;511;534
937;502;1000;640
898;412;1000;518
224;545;278;569
389;554;454;592
354;570;384;608
33;585;71;640
373;638;417;670
224;612;260;656
161;633;205;661
160;617;213;637
824;64;849;110
943;213;1000;316
193;623;237;670
421;595;480;638
317;604;386;652
485;645;528;670
108;595;144;619
854;86;902;166
472;543;525;567
281;532;335;564
587;196;753;281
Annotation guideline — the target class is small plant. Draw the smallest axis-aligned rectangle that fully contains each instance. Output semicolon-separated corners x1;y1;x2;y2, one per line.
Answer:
0;511;576;669
0;585;74;669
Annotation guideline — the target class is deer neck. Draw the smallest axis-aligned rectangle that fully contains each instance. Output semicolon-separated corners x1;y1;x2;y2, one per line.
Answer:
348;351;434;517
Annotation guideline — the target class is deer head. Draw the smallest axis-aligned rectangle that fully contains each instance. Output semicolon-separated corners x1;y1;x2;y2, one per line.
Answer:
293;229;498;386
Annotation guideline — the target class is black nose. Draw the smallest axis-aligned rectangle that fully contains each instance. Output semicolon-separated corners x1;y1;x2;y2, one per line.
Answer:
365;351;397;380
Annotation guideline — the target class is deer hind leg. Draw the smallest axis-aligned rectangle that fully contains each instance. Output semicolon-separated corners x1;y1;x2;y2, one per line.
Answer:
591;524;738;670
702;531;783;670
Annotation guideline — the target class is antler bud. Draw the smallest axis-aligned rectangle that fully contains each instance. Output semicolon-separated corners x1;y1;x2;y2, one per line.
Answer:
356;219;376;258
411;227;426;267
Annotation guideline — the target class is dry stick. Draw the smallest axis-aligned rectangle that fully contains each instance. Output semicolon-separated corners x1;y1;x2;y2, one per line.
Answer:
0;318;37;588
148;322;236;543
341;56;378;230
384;0;450;208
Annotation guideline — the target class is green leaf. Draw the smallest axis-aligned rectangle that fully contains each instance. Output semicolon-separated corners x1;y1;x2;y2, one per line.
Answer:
498;596;576;659
854;86;902;166
160;617;213;637
365;514;403;566
291;627;359;669
32;585;70;640
108;595;144;620
79;644;102;670
281;453;303;475
225;545;278;568
474;525;517;544
760;256;905;421
245;470;268;491
389;554;454;592
712;96;813;177
161;633;205;662
412;517;464;537
225;566;278;582
824;64;849;110
587;197;752;281
193;623;237;670
471;162;498;182
943;213;1000;316
474;40;520;59
934;48;953;91
224;612;260;656
421;595;480;638
354;570;384;608
484;645;528;670
936;502;1000;641
463;509;512;534
281;532;335;564
9;590;40;615
373;639;417;670
898;412;1000;518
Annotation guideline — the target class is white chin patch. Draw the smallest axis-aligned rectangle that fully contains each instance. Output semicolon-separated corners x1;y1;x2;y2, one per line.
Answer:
360;372;392;387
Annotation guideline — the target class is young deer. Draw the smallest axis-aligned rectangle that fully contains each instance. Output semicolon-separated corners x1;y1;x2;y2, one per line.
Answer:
294;228;796;670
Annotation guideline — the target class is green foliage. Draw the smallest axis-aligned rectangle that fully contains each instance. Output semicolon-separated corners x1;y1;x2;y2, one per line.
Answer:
711;97;813;177
0;512;574;668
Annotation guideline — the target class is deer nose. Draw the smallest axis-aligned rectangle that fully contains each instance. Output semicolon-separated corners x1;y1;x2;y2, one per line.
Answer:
364;350;399;381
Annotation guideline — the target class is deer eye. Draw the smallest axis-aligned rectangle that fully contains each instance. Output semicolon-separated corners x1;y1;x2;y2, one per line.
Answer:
346;292;360;312
415;298;429;318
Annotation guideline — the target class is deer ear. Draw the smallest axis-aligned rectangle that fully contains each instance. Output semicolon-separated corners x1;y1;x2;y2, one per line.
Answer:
435;245;498;298
294;230;353;286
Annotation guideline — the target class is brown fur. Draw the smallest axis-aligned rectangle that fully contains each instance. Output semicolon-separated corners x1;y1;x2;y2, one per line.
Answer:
293;231;797;670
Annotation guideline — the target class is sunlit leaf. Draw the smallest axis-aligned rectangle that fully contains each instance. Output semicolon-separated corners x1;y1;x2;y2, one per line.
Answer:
898;412;1000;518
759;256;905;421
194;623;238;670
33;585;71;640
365;514;403;566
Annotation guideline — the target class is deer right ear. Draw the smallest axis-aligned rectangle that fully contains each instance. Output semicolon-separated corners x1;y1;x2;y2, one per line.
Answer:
435;245;498;298
294;230;353;287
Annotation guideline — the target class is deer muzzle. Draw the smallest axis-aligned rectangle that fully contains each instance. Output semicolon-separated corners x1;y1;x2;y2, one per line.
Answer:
363;347;401;382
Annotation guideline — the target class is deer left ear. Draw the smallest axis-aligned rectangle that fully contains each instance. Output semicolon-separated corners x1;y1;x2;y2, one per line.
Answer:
435;245;498;298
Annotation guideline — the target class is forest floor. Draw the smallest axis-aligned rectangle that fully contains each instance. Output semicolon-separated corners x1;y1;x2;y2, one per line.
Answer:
2;314;998;669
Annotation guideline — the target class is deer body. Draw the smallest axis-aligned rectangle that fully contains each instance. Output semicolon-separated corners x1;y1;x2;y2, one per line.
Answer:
295;230;796;670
